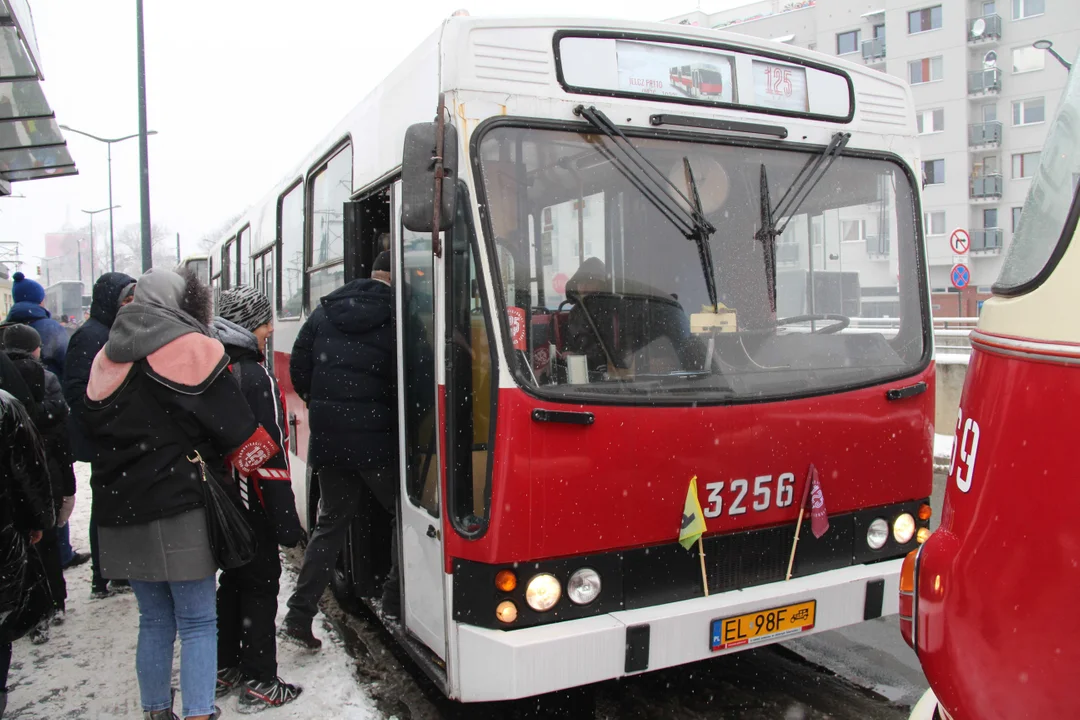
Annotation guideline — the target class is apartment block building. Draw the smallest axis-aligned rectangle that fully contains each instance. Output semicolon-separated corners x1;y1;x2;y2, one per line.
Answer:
666;0;1075;310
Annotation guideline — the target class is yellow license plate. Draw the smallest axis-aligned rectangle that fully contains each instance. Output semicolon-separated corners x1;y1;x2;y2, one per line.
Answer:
710;600;816;651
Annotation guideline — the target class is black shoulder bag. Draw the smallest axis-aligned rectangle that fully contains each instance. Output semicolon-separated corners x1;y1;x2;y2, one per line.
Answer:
141;363;257;570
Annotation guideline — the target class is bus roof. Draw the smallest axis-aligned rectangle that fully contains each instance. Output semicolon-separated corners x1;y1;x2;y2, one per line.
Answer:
208;16;915;252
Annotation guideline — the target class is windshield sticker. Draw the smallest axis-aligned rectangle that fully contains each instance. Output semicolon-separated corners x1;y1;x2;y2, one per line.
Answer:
507;306;527;350
615;40;736;104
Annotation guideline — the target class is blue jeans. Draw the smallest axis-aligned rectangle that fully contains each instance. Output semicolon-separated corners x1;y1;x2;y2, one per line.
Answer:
130;576;217;718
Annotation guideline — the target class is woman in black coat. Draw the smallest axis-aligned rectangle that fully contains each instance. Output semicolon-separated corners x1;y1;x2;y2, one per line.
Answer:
84;268;280;720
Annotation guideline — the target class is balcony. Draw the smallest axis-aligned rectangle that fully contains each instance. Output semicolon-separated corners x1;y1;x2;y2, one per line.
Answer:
865;233;890;258
968;68;1001;96
972;228;1003;252
861;37;886;63
968;121;1002;147
967;14;1002;44
970;173;1003;201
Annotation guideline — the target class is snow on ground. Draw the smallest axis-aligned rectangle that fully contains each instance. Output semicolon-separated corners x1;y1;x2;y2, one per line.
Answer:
5;464;379;719
933;434;954;463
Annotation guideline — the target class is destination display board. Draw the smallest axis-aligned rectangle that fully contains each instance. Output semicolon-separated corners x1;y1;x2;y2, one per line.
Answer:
557;35;852;121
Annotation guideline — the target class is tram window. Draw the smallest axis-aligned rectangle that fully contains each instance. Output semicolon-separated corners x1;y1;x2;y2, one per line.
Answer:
237;226;251;286
279;181;304;318
996;67;1080;295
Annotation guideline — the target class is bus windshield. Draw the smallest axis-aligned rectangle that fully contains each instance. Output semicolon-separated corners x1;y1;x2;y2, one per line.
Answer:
477;125;926;402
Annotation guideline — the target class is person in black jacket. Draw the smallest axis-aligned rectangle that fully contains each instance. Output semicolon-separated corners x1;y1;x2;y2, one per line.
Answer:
84;267;280;720
63;271;135;598
211;287;304;710
0;388;55;716
2;324;76;642
282;251;399;650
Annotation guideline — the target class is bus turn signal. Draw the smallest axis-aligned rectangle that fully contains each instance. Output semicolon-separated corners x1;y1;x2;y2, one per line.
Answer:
495;570;517;593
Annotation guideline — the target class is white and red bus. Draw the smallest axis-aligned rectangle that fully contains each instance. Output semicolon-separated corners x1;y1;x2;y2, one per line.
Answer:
901;53;1080;720
199;16;934;707
669;63;726;98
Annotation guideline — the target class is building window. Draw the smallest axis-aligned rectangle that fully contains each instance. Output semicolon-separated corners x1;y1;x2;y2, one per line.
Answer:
1012;206;1022;231
916;108;945;134
923;159;945;185
841;219;866;242
909;56;943;84
908;5;942;33
983;208;999;228
836;30;860;55
1012;46;1045;74
1012;0;1044;19
1012;97;1045;126
1011;151;1040;178
923;211;946;235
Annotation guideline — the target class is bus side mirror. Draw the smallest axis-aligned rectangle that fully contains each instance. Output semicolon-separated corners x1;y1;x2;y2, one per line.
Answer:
402;121;457;233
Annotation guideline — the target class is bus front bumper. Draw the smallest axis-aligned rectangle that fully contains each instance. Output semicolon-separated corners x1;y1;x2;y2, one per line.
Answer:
452;559;900;702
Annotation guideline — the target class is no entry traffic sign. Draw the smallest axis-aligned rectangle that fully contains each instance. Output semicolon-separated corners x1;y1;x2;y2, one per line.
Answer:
951;263;971;290
950;228;970;255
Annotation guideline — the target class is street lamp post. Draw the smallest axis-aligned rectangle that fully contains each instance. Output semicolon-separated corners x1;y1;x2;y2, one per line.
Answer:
59;125;158;272
81;205;120;284
1033;40;1073;71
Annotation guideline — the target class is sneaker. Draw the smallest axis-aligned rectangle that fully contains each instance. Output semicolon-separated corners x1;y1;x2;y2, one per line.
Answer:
216;667;244;698
90;584;112;599
29;619;49;645
51;609;66;626
237;677;302;713
279;621;322;652
109;579;133;593
143;711;178;720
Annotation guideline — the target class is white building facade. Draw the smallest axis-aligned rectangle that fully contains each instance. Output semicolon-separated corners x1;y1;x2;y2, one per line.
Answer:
667;0;1075;302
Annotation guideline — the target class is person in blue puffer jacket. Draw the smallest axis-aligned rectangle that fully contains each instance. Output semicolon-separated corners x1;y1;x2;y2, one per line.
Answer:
4;273;68;380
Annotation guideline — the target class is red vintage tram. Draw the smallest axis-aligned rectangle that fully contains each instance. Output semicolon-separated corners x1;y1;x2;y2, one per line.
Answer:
901;51;1080;720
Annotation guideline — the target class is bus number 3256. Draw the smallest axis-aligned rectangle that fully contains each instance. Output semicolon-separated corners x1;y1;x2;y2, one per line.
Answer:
703;473;796;517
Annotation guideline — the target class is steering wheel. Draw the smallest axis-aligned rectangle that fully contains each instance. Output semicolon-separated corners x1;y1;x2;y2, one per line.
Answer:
776;313;850;334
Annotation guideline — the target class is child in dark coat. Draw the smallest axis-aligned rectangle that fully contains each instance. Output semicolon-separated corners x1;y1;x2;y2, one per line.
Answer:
212;286;305;711
1;323;76;642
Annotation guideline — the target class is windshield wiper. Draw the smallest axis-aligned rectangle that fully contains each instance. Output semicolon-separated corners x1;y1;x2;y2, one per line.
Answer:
574;105;719;310
755;132;851;313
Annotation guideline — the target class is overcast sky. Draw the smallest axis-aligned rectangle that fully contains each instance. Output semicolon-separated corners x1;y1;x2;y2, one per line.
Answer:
3;0;749;270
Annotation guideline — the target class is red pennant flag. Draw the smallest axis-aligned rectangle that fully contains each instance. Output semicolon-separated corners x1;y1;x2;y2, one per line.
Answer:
805;464;829;539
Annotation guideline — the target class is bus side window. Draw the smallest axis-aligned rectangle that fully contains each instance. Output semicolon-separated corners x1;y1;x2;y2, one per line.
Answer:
306;142;352;310
447;185;497;532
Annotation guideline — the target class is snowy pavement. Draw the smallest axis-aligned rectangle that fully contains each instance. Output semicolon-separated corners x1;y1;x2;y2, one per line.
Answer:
4;464;379;719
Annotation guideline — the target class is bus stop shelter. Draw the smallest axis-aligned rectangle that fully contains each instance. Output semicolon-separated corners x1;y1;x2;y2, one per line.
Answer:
0;0;77;195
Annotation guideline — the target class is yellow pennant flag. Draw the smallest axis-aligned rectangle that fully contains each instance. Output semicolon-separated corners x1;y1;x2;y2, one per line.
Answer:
679;476;707;550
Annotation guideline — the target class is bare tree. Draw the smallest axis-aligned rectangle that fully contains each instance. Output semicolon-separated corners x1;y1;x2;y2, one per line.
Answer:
198;212;246;253
111;223;180;277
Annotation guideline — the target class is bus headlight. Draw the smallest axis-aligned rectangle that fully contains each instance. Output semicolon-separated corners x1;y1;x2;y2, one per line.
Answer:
567;568;602;605
867;518;889;549
525;573;562;611
893;513;916;544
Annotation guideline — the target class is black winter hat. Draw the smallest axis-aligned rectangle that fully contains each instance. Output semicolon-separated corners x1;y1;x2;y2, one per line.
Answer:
3;323;41;353
372;251;391;274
